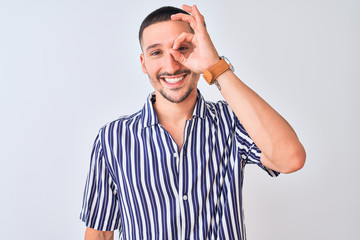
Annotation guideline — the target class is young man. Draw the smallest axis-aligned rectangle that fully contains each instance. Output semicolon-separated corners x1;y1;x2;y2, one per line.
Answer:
80;5;306;240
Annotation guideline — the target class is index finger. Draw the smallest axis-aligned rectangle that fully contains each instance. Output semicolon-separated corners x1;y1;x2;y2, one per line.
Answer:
182;4;205;27
171;13;197;30
172;32;194;50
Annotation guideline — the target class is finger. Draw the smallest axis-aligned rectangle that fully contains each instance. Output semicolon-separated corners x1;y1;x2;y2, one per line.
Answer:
191;5;205;25
181;4;193;12
172;32;194;50
172;6;206;30
181;4;204;26
170;13;192;21
171;13;197;29
169;48;187;65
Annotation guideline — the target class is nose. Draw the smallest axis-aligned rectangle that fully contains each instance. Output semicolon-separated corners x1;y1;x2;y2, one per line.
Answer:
163;52;181;74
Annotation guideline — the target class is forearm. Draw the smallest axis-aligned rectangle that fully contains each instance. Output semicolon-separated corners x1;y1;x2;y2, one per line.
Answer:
169;4;305;172
85;227;114;240
215;70;306;173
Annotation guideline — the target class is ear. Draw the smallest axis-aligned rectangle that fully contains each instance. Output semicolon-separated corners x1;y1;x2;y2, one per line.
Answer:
140;54;147;74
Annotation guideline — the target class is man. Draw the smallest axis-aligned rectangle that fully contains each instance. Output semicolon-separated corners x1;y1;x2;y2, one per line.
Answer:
80;4;306;240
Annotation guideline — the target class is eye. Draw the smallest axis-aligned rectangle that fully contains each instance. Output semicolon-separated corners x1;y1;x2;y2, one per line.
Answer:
178;46;188;52
150;50;162;57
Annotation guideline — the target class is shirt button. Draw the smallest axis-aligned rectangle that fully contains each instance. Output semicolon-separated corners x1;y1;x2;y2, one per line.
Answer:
173;153;178;158
183;195;188;201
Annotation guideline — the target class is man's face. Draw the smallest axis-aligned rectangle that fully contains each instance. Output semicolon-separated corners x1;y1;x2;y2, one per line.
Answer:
140;20;200;104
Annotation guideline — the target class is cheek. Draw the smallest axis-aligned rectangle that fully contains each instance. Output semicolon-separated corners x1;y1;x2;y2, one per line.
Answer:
190;73;200;82
144;61;160;76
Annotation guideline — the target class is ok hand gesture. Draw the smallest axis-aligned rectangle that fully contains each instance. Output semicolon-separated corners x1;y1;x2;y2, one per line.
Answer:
170;4;220;74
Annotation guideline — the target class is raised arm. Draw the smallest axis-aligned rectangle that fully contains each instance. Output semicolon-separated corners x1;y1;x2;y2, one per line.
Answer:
170;4;305;173
213;70;306;173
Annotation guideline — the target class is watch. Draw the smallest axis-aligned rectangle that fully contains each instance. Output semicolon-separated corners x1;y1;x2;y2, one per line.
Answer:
203;56;234;85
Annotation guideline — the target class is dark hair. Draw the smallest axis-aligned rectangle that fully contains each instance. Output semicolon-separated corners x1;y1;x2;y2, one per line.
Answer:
138;6;191;45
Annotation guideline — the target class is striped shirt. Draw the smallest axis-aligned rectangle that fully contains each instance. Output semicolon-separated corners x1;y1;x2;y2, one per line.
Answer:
80;90;279;240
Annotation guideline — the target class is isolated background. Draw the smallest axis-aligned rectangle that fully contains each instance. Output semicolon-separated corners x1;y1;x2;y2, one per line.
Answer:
1;0;359;239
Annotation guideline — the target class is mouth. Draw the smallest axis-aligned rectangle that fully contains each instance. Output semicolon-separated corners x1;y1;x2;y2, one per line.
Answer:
163;75;185;83
160;73;188;85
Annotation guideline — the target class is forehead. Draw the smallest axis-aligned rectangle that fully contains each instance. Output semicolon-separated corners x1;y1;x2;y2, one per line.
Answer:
141;20;192;51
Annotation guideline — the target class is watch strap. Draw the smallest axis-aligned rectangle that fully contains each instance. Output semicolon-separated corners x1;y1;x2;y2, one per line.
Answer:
203;58;231;85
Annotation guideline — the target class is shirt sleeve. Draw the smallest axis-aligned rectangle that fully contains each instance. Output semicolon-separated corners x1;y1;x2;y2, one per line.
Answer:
80;133;121;231
235;118;280;177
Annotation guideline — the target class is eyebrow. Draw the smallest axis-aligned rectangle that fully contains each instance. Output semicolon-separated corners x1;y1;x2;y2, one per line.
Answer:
146;43;162;53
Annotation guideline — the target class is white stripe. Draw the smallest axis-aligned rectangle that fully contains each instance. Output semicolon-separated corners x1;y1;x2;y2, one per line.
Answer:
195;119;203;239
126;119;140;239
80;92;278;239
149;126;165;238
142;128;156;238
117;119;132;236
130;124;147;238
186;120;195;238
162;127;180;238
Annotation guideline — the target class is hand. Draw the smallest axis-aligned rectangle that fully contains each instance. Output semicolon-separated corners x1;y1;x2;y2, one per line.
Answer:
170;4;220;74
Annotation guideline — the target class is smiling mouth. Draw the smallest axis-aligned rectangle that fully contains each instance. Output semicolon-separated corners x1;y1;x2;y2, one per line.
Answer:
163;76;184;83
160;73;188;84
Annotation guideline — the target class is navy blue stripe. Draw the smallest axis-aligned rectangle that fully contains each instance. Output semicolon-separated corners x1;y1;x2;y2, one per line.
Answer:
80;90;279;239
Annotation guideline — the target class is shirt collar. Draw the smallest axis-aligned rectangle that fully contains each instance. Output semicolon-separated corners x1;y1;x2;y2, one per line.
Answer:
141;89;207;129
192;89;207;119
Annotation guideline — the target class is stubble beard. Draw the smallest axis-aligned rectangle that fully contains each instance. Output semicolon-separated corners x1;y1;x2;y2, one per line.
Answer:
159;86;194;104
151;70;196;104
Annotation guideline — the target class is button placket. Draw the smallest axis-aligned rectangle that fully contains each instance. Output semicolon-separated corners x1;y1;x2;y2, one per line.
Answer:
178;119;193;240
173;152;179;172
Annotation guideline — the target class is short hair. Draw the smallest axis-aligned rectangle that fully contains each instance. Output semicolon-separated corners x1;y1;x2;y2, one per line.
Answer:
138;6;191;46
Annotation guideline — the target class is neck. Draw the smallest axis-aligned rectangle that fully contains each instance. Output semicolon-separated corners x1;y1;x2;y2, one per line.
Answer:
153;89;198;124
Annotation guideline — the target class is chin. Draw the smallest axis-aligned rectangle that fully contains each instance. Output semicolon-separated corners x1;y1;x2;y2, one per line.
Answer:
159;87;195;104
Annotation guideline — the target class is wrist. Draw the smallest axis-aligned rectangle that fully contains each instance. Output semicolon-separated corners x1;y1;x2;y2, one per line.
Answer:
203;56;234;85
204;56;221;71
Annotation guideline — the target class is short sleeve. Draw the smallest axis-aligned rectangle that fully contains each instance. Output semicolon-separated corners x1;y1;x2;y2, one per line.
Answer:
235;119;280;177
80;133;121;231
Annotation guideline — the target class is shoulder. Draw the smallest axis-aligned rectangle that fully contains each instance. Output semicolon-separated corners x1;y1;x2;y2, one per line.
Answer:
203;98;249;138
205;99;236;120
98;110;143;136
206;99;230;111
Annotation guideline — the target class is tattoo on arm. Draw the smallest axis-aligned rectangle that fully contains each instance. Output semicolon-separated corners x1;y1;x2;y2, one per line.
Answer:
214;80;221;91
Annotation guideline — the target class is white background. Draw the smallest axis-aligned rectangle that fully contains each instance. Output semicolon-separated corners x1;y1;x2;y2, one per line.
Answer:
1;0;359;239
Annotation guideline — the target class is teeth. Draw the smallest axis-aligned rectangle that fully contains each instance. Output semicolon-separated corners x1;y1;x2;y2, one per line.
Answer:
164;76;183;83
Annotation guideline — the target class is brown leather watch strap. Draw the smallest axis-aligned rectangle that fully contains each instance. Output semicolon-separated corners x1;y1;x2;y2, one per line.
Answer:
203;59;230;85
